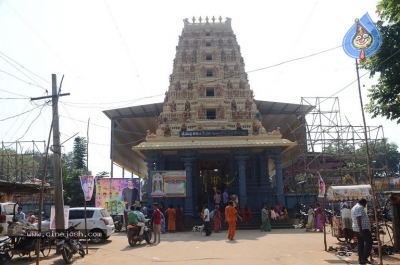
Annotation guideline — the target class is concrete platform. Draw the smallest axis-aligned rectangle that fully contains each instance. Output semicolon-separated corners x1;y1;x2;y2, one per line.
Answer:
6;228;400;265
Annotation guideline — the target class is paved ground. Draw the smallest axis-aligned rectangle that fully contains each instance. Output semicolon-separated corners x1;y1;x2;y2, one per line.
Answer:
5;227;400;265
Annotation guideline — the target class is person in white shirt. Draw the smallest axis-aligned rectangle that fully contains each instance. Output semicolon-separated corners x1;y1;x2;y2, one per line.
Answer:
214;192;221;208
202;204;212;236
340;202;352;243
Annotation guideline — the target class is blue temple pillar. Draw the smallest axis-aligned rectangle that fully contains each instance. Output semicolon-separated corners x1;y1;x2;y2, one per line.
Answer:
235;155;248;208
145;158;156;206
182;157;194;215
272;154;284;204
260;153;271;188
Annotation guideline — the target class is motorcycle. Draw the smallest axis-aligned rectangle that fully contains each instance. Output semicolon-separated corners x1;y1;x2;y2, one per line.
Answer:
0;237;13;265
57;222;85;264
112;215;123;232
295;204;308;228
127;220;152;247
324;209;333;225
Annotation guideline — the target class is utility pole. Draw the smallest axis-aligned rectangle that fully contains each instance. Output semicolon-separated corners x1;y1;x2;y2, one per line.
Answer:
31;74;70;252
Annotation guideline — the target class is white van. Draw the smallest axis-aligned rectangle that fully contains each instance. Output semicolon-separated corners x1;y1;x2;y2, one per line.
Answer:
0;202;19;234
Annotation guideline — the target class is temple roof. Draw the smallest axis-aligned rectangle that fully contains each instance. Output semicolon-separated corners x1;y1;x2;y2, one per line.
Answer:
103;100;313;178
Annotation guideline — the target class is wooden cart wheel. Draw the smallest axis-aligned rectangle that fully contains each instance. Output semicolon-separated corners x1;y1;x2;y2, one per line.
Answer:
29;239;38;261
40;238;51;257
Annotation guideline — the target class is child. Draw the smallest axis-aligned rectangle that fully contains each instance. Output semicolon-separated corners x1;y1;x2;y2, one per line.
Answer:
270;207;276;220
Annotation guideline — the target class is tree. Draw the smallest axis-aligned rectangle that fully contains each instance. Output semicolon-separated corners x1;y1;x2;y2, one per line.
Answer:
362;0;400;123
63;137;87;207
73;137;87;170
357;138;400;176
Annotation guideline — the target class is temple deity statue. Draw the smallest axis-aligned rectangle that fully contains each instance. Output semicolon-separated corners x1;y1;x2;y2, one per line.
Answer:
185;100;191;111
252;121;261;135
215;84;223;96
198;104;206;119
188;80;193;90
227;80;233;89
162;123;171;137
239;80;245;89
181;123;187;132
231;99;237;111
157;114;163;126
198;84;205;96
164;92;168;104
245;98;252;110
236;122;243;130
169;100;177;112
175;81;181;90
217;103;225;118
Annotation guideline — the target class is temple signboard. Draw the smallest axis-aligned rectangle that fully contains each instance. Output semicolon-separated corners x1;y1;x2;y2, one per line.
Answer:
179;130;248;137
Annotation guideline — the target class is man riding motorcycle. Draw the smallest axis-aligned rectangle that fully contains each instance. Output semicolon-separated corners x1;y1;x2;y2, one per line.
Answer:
128;205;144;236
134;206;152;245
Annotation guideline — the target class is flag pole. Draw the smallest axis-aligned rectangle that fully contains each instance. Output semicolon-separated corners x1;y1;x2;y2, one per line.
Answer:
355;59;382;264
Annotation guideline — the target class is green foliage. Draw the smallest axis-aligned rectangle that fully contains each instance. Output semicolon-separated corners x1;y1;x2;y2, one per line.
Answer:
95;171;109;178
356;138;400;175
0;148;48;183
73;137;87;170
362;0;400;123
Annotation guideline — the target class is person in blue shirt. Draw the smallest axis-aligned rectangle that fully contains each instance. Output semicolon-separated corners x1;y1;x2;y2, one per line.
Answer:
134;206;151;245
15;207;25;221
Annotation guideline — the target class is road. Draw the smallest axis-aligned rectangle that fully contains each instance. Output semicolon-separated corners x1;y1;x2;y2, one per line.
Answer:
7;228;400;265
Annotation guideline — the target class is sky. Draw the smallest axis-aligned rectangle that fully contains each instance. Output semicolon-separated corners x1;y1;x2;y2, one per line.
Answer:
0;0;398;178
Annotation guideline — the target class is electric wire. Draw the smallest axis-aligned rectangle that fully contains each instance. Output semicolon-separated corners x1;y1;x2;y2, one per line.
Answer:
4;0;79;79
3;102;49;147
0;104;45;122
0;97;30;100
0;50;51;84
104;0;144;89
0;69;49;91
59;115;145;136
60;94;164;105
0;88;31;98
0;55;48;92
320;48;400;104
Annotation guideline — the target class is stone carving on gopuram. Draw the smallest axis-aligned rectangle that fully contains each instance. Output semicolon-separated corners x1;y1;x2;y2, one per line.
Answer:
155;16;276;137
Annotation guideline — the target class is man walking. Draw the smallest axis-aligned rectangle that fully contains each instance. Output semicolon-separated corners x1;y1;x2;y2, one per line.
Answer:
351;198;372;264
225;200;242;241
203;204;212;236
153;203;161;244
223;189;229;208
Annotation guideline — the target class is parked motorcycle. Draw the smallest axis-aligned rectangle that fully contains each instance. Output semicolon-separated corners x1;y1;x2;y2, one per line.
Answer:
324;209;333;225
57;222;85;264
127;220;152;246
112;215;123;232
295;204;308;228
0;237;13;265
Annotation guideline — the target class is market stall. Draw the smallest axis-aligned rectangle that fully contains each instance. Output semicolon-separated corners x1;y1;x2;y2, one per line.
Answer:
326;185;372;241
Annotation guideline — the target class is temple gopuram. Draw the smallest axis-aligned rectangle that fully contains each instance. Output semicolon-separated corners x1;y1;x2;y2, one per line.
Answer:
103;16;313;214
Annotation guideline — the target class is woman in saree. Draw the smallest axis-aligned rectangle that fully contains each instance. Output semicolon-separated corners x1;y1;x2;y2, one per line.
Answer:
306;204;315;231
261;205;271;231
175;204;184;231
165;204;176;233
314;203;324;231
213;205;222;232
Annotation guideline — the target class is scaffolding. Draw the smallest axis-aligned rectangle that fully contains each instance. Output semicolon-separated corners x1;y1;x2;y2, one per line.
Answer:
0;140;47;183
285;97;391;205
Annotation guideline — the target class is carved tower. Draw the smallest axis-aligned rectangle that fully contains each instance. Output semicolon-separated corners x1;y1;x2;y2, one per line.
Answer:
155;16;273;138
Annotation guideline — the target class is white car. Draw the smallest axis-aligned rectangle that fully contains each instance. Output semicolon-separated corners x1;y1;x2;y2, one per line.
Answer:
39;207;114;243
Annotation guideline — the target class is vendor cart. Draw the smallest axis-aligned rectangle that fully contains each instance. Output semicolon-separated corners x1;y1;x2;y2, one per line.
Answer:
6;232;51;262
326;184;372;243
